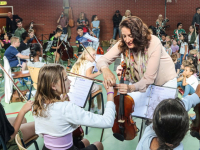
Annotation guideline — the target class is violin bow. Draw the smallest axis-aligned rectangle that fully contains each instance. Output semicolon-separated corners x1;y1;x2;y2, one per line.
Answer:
58;33;68;47
0;64;28;101
67;71;103;84
54;38;60;63
80;43;97;63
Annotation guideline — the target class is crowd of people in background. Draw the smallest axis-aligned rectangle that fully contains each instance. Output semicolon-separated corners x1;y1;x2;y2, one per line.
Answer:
1;7;200;106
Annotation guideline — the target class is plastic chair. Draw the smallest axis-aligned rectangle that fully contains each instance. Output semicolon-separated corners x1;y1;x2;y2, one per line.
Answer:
15;133;39;150
85;89;104;135
27;66;40;90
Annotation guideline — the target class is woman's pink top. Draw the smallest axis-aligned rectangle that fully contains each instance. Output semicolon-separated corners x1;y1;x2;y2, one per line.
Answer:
97;35;177;92
43;133;73;150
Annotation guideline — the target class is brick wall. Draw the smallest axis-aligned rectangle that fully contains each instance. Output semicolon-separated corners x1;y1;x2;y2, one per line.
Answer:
6;0;63;38
4;0;200;43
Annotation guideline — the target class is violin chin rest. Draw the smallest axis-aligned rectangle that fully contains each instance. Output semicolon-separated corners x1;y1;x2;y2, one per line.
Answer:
113;133;124;141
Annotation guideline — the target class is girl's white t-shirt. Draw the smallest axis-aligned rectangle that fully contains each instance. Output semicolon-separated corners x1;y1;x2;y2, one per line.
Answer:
78;60;94;76
186;75;198;90
179;42;188;54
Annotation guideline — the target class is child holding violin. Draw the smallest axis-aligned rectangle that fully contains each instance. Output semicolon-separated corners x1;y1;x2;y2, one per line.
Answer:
71;47;102;114
136;84;200;150
33;64;115;150
50;28;62;63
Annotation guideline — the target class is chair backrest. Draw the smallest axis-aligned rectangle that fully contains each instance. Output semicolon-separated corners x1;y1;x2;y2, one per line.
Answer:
3;56;13;104
0;135;8;150
27;66;40;89
15;134;27;150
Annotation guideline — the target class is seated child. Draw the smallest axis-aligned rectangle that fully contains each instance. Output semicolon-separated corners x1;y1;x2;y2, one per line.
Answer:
165;41;172;56
171;39;179;55
4;36;29;71
178;60;191;75
50;28;62;63
187;54;198;75
0;32;12;50
171;54;180;75
177;64;198;97
161;34;166;46
76;26;93;56
137;85;200;150
33;64;115;150
166;35;171;42
27;43;46;68
71;47;102;114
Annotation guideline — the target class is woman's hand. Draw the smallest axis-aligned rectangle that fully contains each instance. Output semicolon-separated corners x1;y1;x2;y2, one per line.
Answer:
20;100;33;114
114;84;134;94
102;67;116;88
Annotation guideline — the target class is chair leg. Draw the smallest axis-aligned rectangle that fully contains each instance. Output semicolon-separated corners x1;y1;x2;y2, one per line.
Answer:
28;84;33;100
33;141;39;150
100;129;104;142
101;93;104;115
85;94;92;135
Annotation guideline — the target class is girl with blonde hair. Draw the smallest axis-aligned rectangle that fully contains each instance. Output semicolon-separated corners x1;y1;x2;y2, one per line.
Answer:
33;64;115;150
71;47;102;114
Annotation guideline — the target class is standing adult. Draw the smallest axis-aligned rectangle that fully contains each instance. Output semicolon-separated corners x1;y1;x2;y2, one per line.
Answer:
188;25;197;48
112;10;122;39
6;12;23;34
57;12;68;34
97;16;177;105
122;10;131;21
192;7;200;26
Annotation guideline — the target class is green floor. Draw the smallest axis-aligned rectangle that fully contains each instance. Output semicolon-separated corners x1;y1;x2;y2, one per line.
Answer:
0;47;199;150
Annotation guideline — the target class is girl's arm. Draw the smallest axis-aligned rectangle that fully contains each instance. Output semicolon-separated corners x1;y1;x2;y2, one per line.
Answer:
91;22;94;29
86;66;101;78
182;76;188;86
10;101;33;140
177;76;183;82
183;44;188;60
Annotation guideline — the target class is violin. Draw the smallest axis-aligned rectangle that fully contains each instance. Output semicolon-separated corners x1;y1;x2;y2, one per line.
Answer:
112;62;138;141
190;103;200;140
85;26;104;55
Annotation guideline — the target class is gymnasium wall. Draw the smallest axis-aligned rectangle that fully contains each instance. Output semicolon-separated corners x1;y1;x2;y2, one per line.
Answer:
4;0;200;43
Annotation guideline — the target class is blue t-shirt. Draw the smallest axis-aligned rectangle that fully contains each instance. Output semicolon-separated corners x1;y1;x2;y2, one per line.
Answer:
4;46;19;62
76;33;90;47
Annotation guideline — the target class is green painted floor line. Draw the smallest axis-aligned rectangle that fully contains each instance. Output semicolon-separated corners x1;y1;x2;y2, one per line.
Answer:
0;59;199;150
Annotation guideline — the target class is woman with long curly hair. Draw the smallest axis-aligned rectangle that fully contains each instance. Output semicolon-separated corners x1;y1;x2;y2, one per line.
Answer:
97;16;177;91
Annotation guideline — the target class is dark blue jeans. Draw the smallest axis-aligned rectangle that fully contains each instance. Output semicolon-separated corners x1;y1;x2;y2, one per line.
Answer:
113;27;120;39
177;81;195;97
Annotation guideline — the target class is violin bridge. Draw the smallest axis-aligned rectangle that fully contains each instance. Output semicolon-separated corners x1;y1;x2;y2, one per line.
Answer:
118;119;125;123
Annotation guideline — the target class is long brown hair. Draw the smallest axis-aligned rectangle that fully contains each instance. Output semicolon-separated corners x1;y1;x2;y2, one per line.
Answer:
33;64;66;117
119;16;151;55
